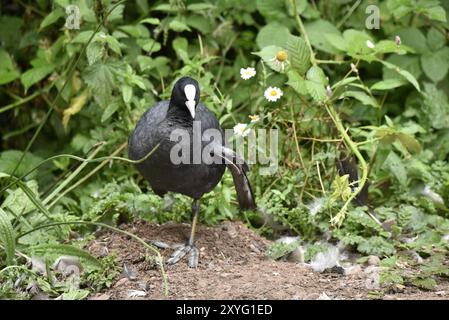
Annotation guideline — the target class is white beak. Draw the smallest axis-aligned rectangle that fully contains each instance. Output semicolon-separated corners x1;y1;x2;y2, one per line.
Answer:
185;100;196;118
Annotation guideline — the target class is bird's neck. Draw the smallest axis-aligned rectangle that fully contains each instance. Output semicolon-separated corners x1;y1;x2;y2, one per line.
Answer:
167;102;194;124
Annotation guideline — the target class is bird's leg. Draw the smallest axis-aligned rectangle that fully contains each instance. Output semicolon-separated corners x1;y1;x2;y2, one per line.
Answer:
166;199;200;268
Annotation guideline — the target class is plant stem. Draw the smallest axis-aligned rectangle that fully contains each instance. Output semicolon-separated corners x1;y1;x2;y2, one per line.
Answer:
325;103;369;226
0;90;42;114
291;0;316;65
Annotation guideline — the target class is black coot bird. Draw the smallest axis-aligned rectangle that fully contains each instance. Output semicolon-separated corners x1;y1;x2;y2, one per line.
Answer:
128;76;256;267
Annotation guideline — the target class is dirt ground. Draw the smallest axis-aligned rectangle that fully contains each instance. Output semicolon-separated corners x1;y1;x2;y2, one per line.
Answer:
87;220;448;300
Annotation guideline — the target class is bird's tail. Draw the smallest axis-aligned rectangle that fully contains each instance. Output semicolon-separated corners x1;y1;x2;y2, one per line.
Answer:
214;146;256;210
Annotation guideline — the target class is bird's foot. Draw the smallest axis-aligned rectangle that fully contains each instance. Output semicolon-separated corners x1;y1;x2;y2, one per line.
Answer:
167;244;199;268
147;240;199;268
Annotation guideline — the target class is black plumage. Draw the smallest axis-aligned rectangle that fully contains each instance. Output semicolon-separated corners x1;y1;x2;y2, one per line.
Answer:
128;76;256;267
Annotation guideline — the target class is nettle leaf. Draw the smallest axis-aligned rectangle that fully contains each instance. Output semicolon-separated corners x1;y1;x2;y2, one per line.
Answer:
427;27;446;51
381;60;420;92
374;40;411;55
286;70;307;96
396;27;429;54
86;42;104;65
83;60;118;108
256;0;288;20
324;33;347;51
422;82;449;129
383;151;407;187
0;150;43;179
305;65;327;102
421;47;449;83
0;49;20;85
136;38;161;54
256;22;290;49
287;35;311;75
304;19;341;54
422;5;447;22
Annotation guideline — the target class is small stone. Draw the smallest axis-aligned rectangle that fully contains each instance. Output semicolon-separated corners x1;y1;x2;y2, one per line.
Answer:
287;247;304;263
368;255;380;266
344;264;362;276
317;292;331;300
435;291;446;296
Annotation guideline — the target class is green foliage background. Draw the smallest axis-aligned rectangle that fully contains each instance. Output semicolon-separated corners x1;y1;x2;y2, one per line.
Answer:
1;0;449;298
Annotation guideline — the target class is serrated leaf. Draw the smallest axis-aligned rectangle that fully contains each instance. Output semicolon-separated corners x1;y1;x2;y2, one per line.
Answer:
86;42;104;65
287;35;311;75
286;70;307;95
305;80;327;102
304;19;341;54
0;49;20;85
427;27;446;51
0;207;16;266
381;60;420;92
421;47;449;83
252;45;283;72
423;6;446;22
324;33;347;51
83;60;117;108
256;22;290;49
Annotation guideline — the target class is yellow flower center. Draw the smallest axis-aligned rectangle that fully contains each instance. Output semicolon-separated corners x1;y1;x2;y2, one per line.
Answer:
276;51;288;62
245;70;251;75
270;90;277;96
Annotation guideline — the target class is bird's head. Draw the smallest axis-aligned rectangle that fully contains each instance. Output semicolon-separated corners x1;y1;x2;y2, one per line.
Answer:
170;76;200;119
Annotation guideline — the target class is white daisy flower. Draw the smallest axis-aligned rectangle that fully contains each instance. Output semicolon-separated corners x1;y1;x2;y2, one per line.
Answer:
270;50;289;72
264;86;283;102
233;123;250;137
366;40;375;49
248;114;260;123
240;67;256;80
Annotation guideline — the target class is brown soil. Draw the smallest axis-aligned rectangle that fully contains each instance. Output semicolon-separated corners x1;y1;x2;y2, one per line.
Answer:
88;220;449;300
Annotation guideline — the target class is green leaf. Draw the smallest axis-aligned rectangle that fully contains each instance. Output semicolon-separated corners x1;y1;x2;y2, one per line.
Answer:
86;42;104;65
0;49;20;85
340;91;379;108
381;60;420;92
139;18;160;25
383;151;407;187
305;80;327;103
256;0;287;20
396;132;421;153
122;84;132;103
0;150;43;178
306;65;327;85
287;35;311;75
40;8;64;30
421;47;449;83
286;70;308;96
0;207;15;266
101;102;120;123
304;19;341;54
371;78;406;91
20;64;54;92
422;6;447;22
256;22;290;49
136;39;161;53
83;60;117;108
396;27;428;54
324;33;347;52
169;20;191;32
427;27;446;51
